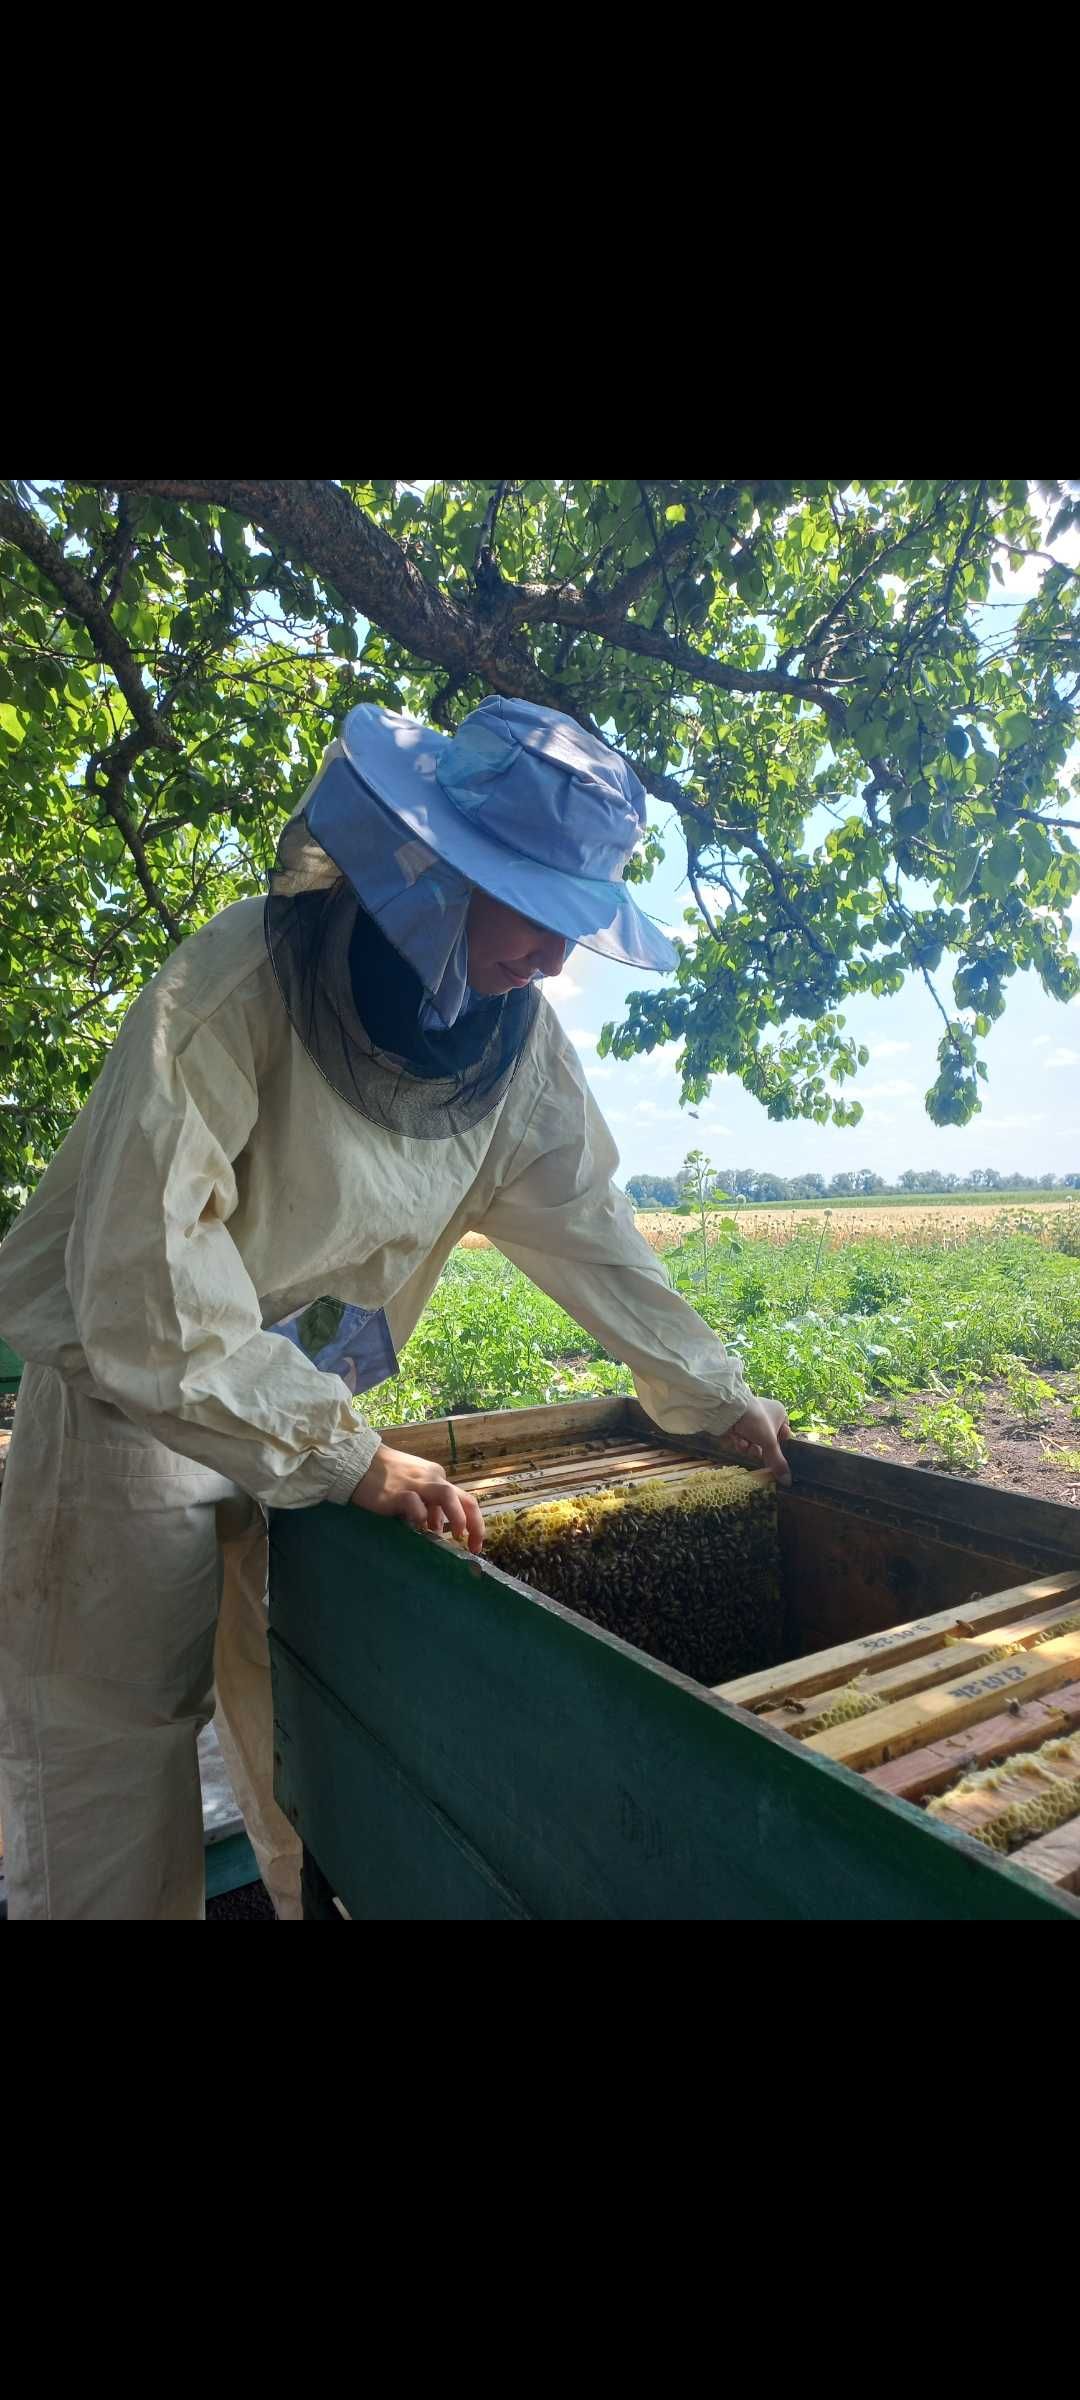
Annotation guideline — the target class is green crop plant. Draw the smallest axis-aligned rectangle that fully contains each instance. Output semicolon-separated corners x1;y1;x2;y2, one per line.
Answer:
999;1355;1058;1423
908;1399;988;1473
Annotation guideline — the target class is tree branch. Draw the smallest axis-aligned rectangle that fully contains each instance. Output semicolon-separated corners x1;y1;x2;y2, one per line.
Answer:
638;479;683;641
430;671;467;730
476;479;510;578
991;530;1080;583
940;480;988;621
793;489;957;671
84;478;850;803
687;865;720;939
585;506;696;621
96;477;478;673
0;492;179;753
708;825;833;960
541;601;850;729
85;731;184;941
507;485;756;631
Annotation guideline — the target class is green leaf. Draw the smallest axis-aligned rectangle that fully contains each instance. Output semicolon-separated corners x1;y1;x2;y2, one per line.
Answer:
983;833;1022;895
1020;821;1053;882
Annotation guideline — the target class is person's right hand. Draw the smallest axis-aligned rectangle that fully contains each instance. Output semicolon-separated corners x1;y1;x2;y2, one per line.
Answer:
350;1443;485;1553
725;1396;792;1486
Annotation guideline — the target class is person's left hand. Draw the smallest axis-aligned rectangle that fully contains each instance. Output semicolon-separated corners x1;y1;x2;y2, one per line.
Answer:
725;1395;793;1485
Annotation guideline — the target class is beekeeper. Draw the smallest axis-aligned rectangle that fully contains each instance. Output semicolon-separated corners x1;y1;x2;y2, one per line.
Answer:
0;696;791;1921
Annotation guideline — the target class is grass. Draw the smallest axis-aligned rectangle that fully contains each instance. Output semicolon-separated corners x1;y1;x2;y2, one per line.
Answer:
358;1211;1080;1449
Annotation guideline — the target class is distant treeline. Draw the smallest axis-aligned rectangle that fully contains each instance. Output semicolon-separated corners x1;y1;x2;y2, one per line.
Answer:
624;1168;1080;1208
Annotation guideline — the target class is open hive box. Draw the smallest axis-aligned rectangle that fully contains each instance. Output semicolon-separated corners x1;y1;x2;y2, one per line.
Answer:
471;1404;1080;1900
268;1397;1080;1918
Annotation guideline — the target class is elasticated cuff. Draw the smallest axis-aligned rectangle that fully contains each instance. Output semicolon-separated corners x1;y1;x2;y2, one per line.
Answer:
319;1423;383;1505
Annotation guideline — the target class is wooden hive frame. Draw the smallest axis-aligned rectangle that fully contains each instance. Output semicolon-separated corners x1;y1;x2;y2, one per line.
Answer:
380;1394;737;1512
715;1577;1080;1897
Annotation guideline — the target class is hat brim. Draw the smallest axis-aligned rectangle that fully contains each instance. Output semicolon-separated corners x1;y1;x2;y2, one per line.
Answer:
336;706;678;974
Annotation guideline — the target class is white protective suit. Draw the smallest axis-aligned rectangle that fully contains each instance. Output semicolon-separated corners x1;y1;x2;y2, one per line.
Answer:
0;896;754;1920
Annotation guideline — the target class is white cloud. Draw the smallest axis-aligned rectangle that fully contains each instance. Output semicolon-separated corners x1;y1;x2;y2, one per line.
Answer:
857;1079;918;1100
859;1110;895;1127
1044;1047;1080;1070
568;1027;598;1049
1033;1035;1053;1049
542;968;582;1006
638;1041;684;1075
871;1040;912;1060
982;1113;1045;1130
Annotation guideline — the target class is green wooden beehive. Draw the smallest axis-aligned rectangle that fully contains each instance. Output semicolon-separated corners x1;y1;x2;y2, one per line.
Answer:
268;1399;1080;1919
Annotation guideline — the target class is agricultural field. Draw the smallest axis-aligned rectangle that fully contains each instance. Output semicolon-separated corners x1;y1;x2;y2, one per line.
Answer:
628;1199;1080;1253
369;1205;1080;1508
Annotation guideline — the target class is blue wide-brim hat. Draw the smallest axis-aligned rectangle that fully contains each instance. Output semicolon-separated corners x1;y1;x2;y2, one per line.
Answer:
319;695;677;973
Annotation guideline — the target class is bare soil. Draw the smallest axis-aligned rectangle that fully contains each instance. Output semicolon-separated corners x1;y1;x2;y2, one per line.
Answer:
831;1373;1080;1507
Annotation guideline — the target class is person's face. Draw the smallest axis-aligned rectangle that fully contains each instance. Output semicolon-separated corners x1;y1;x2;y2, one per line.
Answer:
466;890;568;996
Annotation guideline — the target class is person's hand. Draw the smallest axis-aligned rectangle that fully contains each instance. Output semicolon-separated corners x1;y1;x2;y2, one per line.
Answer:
725;1396;792;1486
350;1444;485;1553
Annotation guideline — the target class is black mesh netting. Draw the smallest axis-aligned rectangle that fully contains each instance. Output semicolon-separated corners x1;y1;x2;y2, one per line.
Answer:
264;881;540;1140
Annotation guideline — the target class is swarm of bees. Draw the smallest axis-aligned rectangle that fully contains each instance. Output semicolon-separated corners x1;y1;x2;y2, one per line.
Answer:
484;1467;783;1688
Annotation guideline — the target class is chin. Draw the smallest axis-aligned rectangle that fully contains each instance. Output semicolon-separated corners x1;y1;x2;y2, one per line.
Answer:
476;970;527;996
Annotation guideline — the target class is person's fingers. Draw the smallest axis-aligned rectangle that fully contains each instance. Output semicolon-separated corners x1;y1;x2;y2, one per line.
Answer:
433;1483;485;1551
436;1483;468;1544
398;1490;428;1532
461;1490;485;1554
759;1428;792;1486
728;1405;792;1485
